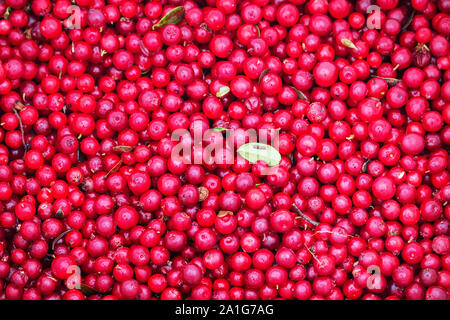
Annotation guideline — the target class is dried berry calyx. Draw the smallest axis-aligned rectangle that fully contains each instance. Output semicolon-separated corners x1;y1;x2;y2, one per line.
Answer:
198;186;209;201
217;211;234;217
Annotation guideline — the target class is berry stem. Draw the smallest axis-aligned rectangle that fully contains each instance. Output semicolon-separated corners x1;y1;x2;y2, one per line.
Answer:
292;203;319;227
13;101;28;152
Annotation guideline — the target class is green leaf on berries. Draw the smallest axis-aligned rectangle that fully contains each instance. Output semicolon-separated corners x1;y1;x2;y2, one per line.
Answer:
213;127;227;132
237;143;281;167
152;6;185;30
216;86;230;98
341;38;357;50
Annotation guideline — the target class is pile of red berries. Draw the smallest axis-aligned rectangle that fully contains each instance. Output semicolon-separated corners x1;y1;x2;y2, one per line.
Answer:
0;0;449;300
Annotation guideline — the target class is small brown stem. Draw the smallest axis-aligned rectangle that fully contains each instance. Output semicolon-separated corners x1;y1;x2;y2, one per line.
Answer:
346;134;355;140
105;159;122;179
47;276;57;282
312;230;355;238
292;203;319;227
401;9;416;31
305;245;321;265
52;229;73;251
362;159;371;173
113;145;135;153
14;101;25;111
12;102;28;152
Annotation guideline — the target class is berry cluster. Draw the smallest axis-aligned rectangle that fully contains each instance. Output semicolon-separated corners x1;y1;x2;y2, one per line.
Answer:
0;0;449;300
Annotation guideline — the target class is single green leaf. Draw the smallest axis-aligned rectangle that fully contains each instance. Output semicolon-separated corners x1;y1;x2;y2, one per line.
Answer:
152;6;185;30
341;38;357;50
216;86;230;98
213;127;227;132
237;143;281;167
